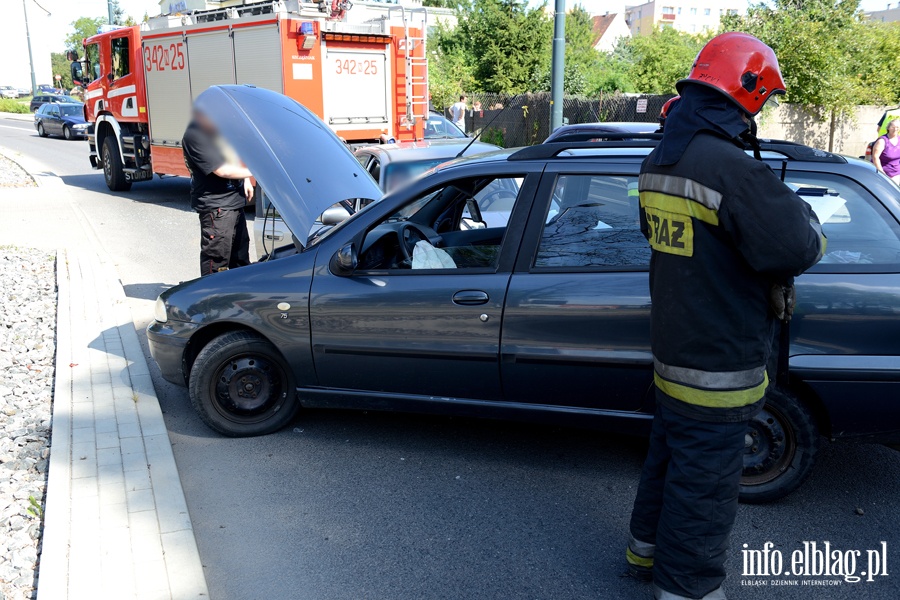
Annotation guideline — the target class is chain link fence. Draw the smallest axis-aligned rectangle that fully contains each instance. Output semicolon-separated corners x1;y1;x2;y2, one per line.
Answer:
437;93;675;148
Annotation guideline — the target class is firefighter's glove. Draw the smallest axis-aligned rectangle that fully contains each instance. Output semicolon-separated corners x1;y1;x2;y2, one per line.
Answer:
769;284;796;322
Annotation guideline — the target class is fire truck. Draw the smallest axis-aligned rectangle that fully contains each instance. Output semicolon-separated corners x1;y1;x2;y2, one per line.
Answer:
81;0;429;191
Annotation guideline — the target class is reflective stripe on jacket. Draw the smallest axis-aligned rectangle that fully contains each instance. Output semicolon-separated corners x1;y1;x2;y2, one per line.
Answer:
639;133;826;414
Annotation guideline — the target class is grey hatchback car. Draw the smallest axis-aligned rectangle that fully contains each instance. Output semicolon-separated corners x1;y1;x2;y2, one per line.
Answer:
149;86;900;503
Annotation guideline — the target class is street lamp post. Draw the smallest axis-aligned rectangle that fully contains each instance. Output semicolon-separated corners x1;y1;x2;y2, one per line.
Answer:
549;0;565;132
108;0;116;25
22;0;37;96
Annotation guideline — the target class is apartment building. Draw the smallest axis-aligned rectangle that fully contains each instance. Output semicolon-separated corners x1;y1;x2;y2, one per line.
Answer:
625;0;742;36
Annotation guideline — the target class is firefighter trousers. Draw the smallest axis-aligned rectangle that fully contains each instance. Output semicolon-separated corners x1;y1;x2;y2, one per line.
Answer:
628;391;748;599
198;207;251;277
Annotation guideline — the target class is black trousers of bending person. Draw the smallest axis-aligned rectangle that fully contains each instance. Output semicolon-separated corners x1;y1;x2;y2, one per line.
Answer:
628;390;748;599
198;207;251;276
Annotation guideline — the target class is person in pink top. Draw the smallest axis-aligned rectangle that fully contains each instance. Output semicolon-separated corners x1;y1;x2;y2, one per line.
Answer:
872;119;900;184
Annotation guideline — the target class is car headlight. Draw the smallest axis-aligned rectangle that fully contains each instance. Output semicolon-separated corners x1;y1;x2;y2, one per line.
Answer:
73;123;87;129
154;297;168;323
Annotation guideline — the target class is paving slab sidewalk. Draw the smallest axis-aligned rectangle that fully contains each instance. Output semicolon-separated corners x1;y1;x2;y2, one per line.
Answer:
0;149;209;599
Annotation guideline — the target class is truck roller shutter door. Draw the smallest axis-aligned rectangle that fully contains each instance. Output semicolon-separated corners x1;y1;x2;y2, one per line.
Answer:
143;36;193;145
233;25;283;92
188;31;235;101
323;47;390;130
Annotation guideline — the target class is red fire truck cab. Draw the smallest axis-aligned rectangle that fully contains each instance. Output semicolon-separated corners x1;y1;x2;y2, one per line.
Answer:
82;0;428;191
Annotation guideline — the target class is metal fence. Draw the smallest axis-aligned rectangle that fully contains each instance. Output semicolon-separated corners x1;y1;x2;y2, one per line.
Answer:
439;92;675;148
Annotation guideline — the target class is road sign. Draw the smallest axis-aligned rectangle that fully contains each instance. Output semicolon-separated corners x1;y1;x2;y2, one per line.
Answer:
636;98;648;114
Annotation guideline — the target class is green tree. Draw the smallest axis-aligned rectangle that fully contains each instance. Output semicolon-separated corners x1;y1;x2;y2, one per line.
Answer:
623;27;708;95
50;52;74;91
532;5;599;95
65;17;106;53
436;0;553;94
722;0;869;149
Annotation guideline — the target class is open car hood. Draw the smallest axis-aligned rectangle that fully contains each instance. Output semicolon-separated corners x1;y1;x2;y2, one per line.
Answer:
194;85;383;247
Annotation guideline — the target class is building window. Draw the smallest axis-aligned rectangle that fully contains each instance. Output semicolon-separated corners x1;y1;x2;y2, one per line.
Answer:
690;7;697;15
727;8;738;14
662;5;675;12
704;8;711;15
677;7;682;13
691;24;697;32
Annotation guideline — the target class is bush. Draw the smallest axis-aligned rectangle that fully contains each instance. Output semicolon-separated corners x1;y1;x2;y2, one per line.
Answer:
0;99;30;114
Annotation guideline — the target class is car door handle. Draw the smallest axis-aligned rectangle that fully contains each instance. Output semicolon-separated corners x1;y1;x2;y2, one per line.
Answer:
264;233;284;241
452;290;489;306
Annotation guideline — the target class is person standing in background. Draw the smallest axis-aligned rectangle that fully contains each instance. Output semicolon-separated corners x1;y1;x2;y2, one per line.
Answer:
872;119;900;184
448;95;467;132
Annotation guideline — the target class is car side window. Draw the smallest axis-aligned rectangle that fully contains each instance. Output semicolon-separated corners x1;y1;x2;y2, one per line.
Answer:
50;106;60;117
357;175;526;272
785;172;900;270
111;37;130;80
534;175;649;270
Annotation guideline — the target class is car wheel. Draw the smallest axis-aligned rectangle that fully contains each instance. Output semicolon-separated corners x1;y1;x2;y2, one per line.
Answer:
189;331;300;437
101;136;132;191
739;386;820;503
37;123;47;137
63;125;73;140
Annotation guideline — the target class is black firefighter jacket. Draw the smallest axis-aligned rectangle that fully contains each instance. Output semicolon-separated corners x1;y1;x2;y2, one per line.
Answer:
638;132;826;421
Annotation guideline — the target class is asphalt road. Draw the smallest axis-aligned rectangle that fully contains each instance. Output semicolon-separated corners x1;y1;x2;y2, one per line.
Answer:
2;116;900;600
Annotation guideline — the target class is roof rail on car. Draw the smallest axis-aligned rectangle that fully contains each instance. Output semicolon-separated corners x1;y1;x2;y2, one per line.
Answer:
509;136;847;164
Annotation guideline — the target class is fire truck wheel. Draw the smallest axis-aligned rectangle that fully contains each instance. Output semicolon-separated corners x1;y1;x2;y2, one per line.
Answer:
102;137;132;192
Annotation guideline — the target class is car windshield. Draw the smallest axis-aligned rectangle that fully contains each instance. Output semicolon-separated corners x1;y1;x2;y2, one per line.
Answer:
59;105;82;116
306;198;381;248
425;115;467;139
382;158;448;193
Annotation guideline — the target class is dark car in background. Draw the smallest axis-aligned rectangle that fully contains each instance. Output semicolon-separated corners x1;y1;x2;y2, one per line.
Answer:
34;103;87;140
148;86;900;504
545;121;660;143
29;94;80;113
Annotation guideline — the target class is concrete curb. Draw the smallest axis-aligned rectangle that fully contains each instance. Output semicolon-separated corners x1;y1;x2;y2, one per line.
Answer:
38;250;74;598
23;165;209;597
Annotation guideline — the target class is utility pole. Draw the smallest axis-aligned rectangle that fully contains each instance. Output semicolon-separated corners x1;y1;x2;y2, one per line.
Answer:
549;0;565;132
22;0;37;96
108;0;116;25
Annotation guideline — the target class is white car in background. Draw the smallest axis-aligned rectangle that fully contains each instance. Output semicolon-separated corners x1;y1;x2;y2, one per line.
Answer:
0;86;19;99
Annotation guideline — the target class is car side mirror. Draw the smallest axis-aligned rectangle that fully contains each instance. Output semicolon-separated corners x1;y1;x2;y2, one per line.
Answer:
330;243;358;276
321;206;351;226
107;73;114;82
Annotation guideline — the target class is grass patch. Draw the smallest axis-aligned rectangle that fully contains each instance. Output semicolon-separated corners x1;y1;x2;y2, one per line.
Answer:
0;98;30;114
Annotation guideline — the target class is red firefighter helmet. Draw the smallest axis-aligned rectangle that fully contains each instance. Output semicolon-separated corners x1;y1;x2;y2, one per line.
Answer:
658;95;680;125
676;32;785;116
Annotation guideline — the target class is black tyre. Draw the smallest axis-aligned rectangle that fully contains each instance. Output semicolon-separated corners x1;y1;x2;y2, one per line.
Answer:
739;387;820;503
37;123;47;137
189;331;299;437
63;125;73;140
101;136;131;191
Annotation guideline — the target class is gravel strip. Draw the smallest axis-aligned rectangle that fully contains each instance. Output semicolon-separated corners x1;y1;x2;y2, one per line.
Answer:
0;155;36;188
0;248;56;600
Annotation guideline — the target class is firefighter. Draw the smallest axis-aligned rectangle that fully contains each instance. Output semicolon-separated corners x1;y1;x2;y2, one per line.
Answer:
182;113;255;276
657;95;679;132
626;32;826;600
